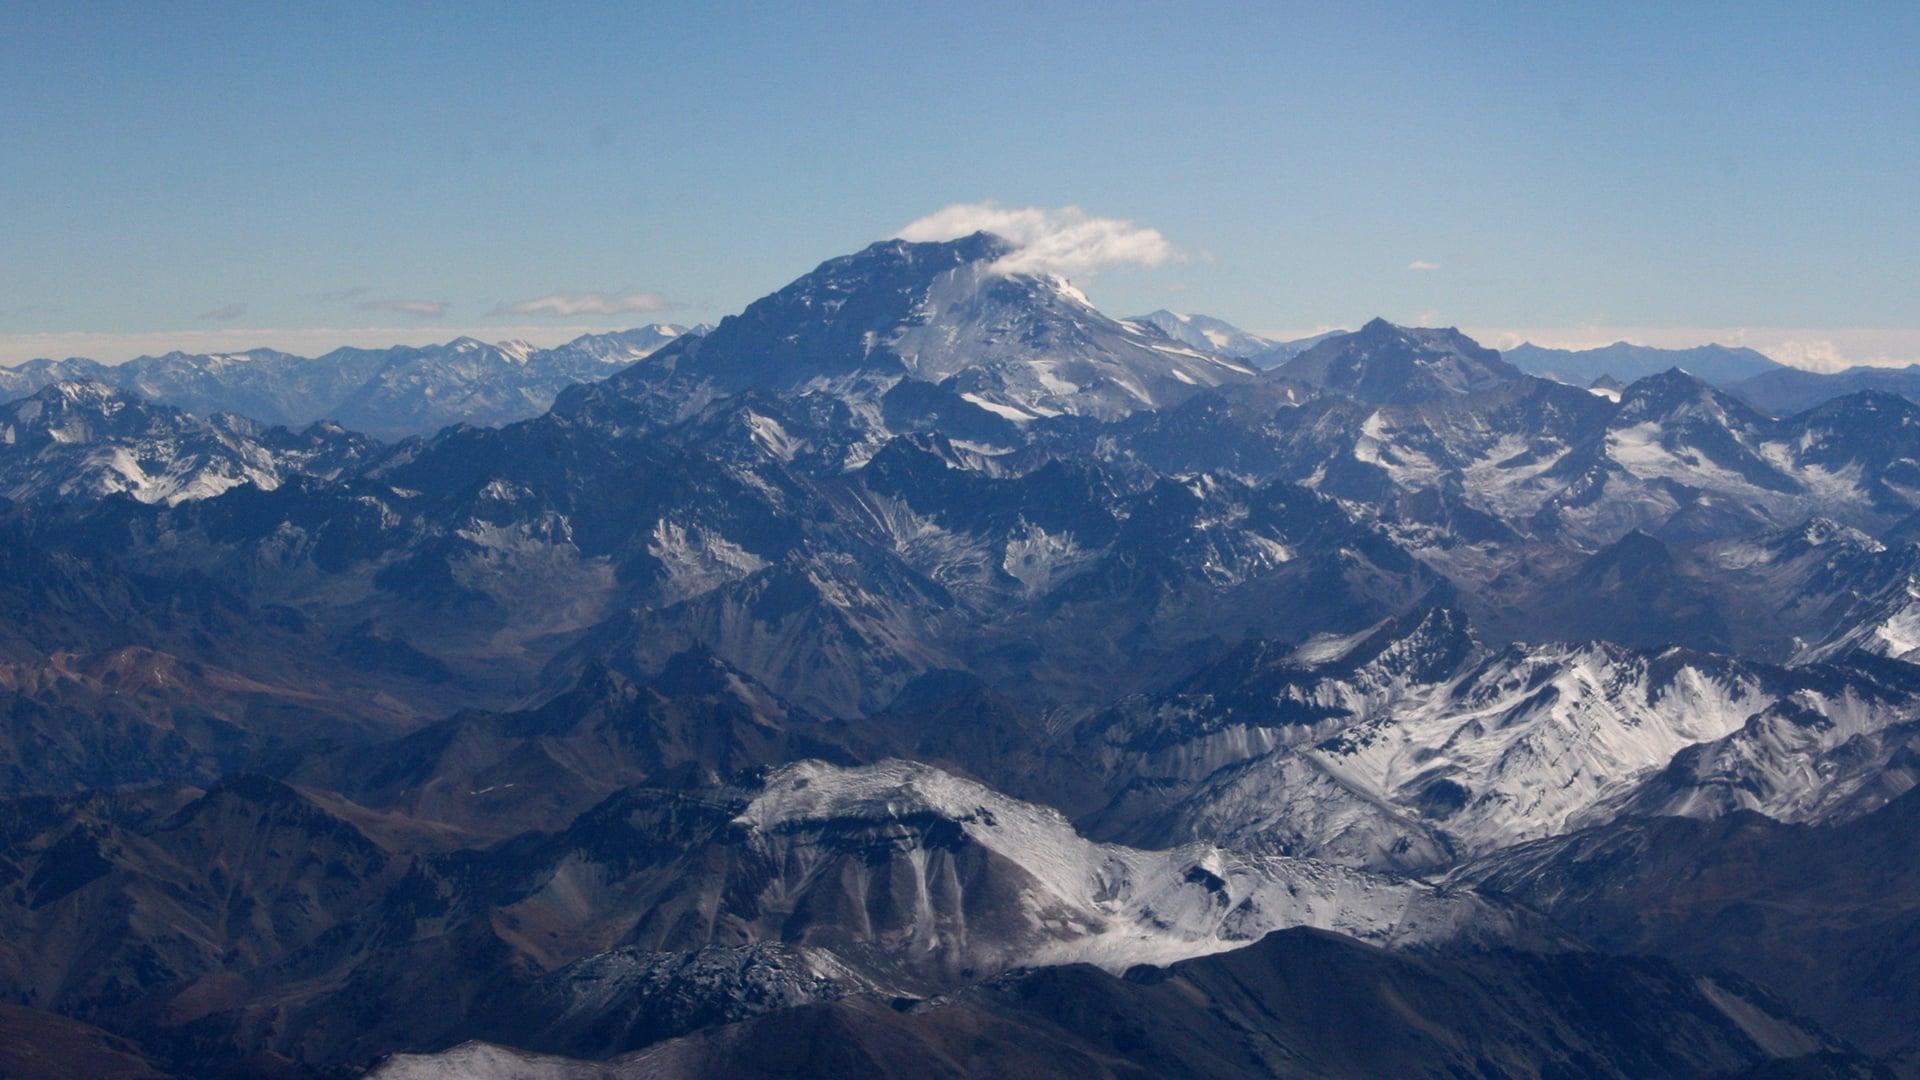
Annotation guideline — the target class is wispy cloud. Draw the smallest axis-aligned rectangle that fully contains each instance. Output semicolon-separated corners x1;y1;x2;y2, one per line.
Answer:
318;286;371;303
491;290;681;317
895;201;1181;276
199;302;247;321
1407;260;1441;271
356;298;449;319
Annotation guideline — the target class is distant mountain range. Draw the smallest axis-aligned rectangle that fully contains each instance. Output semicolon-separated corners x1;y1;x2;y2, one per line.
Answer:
0;323;700;438
1503;340;1784;386
1503;339;1920;417
1128;318;1920;419
1730;362;1920;415
9;306;1918;453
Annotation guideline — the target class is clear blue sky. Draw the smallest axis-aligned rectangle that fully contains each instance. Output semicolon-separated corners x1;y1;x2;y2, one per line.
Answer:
3;1;1917;367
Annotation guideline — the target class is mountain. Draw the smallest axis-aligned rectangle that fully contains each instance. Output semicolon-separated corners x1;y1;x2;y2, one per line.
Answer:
1463;785;1920;1054
1130;312;1343;370
1270;318;1523;404
489;943;877;1061
0;356;115;401
1605;651;1920;827
1587;373;1626;400
1505;341;1784;387
1679;517;1920;663
373;927;1836;1080
1114;353;1920;557
566;233;1256;428
312;328;689;437
0;645;406;796
1535;366;1791;539
0;380;375;505
290;653;839;840
1247;329;1346;368
1517;530;1733;651
0;325;698;438
1731;363;1920;417
711;760;1534;976
0;776;402;1022
1076;606;1920;868
1132;310;1277;359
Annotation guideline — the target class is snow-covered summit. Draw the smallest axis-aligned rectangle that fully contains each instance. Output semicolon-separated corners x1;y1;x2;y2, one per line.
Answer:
606;233;1257;425
1133;309;1279;360
1271;318;1522;404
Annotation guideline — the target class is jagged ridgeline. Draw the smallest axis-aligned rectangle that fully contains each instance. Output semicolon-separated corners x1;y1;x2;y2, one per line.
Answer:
3;232;1920;1077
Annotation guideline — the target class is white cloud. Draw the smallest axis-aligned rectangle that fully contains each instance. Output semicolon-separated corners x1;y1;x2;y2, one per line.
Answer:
894;200;1179;276
356;298;449;319
1407;260;1440;271
198;302;247;321
492;290;680;317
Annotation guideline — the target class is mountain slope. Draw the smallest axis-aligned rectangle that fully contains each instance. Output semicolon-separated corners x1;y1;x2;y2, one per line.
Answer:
0;776;402;1020
1461;786;1920;1054
1078;608;1920;868
291;653;839;840
1271;318;1522;404
0;380;380;505
0;1004;173;1079
374;927;1834;1080
1733;363;1920;416
0;357;115;402
1132;310;1276;359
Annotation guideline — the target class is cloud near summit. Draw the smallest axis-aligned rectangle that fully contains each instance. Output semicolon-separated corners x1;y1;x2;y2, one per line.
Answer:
895;201;1179;276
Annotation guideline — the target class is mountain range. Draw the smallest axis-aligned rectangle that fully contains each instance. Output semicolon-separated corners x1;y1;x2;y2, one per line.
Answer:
1500;339;1920;418
4;231;1920;1077
1503;340;1785;386
0;324;698;439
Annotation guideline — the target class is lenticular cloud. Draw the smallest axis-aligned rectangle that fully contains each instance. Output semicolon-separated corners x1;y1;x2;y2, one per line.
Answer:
895;201;1178;276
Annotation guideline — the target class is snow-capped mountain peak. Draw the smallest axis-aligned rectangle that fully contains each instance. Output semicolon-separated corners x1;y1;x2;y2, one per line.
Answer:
0;380;289;503
1133;309;1279;360
1271;318;1521;403
591;233;1257;426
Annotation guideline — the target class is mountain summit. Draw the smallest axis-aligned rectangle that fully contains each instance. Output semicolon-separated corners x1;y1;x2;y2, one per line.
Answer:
1271;318;1521;404
603;232;1256;422
1133;310;1278;359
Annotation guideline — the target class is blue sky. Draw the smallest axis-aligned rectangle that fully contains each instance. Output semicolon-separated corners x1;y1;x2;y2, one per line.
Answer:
3;1;1917;368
